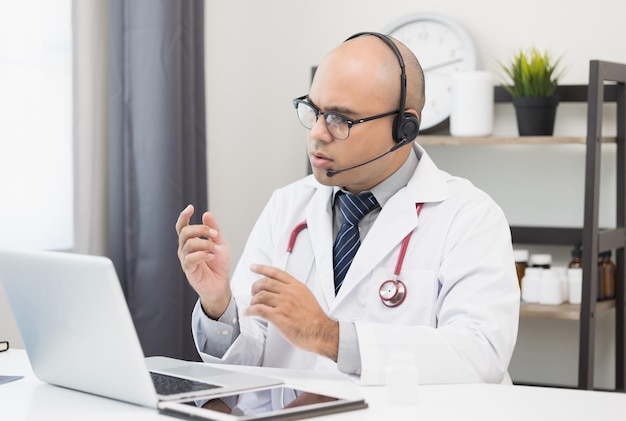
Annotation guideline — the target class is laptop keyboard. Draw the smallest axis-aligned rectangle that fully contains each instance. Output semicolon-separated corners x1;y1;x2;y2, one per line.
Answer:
150;371;220;396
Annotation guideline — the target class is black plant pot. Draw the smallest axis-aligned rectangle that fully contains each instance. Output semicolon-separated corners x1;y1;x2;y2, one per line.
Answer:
512;96;559;136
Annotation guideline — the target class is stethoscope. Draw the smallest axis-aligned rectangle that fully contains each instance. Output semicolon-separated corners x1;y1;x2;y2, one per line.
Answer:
286;203;423;308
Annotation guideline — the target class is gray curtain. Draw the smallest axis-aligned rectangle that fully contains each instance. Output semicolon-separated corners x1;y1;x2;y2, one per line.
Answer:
108;0;206;361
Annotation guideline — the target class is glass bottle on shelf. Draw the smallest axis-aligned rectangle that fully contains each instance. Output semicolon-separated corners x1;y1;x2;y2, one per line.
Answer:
513;249;529;289
568;244;583;269
598;251;615;300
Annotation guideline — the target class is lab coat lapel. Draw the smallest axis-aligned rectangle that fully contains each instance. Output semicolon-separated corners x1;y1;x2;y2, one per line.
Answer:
304;185;336;310
332;145;450;309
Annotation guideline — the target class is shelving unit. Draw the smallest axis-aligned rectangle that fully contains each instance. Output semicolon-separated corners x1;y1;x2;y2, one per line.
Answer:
419;136;615;145
421;61;626;392
520;300;615;321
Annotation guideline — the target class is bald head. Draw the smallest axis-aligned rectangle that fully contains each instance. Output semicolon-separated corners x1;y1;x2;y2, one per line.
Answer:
314;33;425;121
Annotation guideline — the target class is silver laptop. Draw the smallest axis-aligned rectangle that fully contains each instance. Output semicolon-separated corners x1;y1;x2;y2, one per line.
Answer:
0;248;282;408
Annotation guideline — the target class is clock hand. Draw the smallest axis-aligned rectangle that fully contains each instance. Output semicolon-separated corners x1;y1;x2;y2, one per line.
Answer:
423;57;463;72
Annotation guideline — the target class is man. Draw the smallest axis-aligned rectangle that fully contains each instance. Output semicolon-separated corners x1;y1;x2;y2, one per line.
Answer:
176;33;519;385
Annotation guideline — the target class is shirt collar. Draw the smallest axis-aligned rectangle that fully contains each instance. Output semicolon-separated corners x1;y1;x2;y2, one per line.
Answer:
333;143;419;208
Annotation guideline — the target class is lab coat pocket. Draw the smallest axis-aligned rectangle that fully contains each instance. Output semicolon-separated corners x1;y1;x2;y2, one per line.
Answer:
365;267;437;326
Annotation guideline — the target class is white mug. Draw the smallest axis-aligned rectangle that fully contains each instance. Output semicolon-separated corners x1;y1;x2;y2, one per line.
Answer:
450;71;494;137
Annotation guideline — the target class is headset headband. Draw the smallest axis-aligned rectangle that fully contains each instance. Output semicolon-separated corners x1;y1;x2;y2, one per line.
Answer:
344;32;418;142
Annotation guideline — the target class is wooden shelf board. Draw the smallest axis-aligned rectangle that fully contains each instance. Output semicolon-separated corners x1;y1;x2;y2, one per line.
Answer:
520;299;615;320
418;136;616;146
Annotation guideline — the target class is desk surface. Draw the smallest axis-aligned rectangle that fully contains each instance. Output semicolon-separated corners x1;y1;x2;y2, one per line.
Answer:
1;349;625;420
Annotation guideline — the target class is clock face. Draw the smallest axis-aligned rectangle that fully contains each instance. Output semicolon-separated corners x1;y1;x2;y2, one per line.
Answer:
386;14;477;132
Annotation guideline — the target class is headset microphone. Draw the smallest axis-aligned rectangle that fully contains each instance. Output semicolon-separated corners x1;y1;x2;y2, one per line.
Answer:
325;137;411;177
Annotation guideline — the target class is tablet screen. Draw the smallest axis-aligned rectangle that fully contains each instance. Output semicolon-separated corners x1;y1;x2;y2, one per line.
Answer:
159;385;367;420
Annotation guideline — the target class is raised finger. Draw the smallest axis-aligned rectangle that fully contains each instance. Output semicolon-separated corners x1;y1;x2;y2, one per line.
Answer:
175;204;194;235
249;263;289;284
202;212;226;244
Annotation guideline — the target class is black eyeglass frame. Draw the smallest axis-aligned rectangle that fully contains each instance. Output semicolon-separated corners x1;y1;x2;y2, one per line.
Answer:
292;95;399;140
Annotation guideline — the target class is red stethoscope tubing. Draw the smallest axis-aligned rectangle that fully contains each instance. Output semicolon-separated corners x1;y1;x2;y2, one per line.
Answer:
285;203;424;307
287;221;308;253
376;202;423;307
393;203;423;277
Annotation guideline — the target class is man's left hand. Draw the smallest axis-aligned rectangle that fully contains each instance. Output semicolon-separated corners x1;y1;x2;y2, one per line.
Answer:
246;264;339;361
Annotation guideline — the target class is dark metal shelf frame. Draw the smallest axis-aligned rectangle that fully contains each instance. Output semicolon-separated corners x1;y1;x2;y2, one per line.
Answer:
508;61;626;392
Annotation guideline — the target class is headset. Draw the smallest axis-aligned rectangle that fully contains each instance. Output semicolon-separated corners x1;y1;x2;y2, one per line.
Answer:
344;32;420;143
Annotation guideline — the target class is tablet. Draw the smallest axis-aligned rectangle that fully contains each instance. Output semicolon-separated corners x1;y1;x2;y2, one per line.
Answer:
157;384;368;420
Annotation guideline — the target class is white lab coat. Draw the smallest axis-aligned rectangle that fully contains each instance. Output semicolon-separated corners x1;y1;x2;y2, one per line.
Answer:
193;143;520;385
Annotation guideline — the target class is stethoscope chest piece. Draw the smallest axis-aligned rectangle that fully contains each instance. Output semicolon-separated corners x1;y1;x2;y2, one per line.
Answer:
379;279;407;307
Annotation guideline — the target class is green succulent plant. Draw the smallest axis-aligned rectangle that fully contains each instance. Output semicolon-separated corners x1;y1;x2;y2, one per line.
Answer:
501;48;563;97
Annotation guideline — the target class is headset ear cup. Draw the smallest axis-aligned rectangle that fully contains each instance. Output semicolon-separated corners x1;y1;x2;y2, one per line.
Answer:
394;114;420;142
392;115;401;142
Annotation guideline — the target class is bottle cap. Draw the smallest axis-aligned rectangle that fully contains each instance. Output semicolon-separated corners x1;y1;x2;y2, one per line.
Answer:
530;254;552;266
513;249;529;262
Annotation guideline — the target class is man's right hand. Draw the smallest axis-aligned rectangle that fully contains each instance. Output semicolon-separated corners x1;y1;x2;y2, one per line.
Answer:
176;204;232;319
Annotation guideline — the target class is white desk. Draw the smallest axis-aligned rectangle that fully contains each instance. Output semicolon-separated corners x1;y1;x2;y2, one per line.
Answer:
1;349;625;420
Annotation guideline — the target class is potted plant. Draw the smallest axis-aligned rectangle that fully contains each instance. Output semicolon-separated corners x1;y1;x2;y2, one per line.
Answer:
501;48;564;136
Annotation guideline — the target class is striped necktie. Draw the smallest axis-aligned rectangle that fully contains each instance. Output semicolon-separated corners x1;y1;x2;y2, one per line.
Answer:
333;192;379;294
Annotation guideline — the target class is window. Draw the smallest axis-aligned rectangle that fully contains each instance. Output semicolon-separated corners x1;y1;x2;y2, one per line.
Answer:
0;0;73;250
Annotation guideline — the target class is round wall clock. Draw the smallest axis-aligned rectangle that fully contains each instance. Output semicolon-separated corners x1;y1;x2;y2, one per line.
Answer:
385;13;478;133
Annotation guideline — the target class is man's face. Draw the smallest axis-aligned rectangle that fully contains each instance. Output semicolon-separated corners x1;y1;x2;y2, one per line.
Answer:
304;50;404;194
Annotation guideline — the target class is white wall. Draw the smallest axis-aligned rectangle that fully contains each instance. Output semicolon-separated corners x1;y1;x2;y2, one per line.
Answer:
204;0;625;388
205;0;625;263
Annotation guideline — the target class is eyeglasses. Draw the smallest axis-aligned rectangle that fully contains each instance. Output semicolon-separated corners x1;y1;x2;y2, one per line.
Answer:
292;95;398;140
